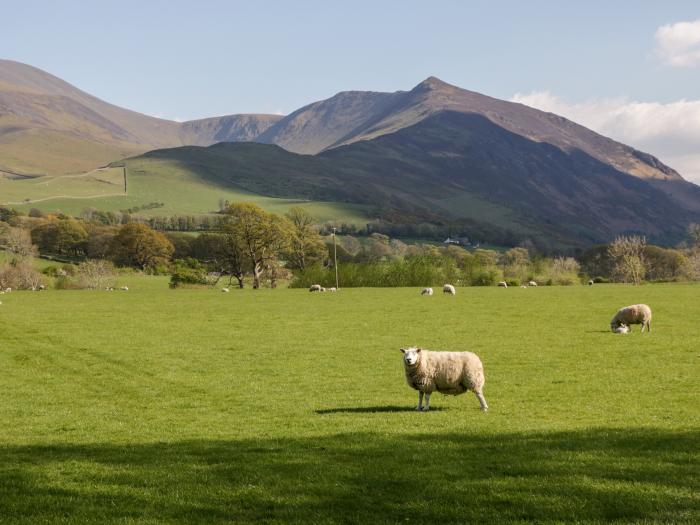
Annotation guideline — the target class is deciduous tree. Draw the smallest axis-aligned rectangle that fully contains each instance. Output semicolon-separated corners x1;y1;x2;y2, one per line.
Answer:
224;203;291;288
109;223;174;270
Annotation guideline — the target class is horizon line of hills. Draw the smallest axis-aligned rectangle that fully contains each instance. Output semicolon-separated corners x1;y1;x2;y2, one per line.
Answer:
1;58;699;249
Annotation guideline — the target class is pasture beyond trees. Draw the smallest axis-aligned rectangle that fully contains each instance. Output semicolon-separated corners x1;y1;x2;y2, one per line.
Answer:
1;281;697;523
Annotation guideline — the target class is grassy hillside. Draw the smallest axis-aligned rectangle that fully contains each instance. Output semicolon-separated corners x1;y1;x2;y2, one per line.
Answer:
0;283;697;523
0;60;281;176
0;128;143;176
0;162;370;224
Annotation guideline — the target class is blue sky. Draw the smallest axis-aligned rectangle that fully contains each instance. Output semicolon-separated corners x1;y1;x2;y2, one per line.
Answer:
3;1;700;180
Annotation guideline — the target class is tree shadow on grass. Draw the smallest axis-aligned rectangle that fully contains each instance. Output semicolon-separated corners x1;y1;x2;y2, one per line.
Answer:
0;428;696;524
315;405;445;414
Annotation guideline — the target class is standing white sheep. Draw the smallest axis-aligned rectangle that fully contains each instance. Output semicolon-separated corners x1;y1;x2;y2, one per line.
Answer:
528;280;537;287
443;284;456;295
588;279;594;286
421;287;434;296
401;347;488;412
610;304;652;332
309;284;322;292
221;288;230;293
498;281;508;288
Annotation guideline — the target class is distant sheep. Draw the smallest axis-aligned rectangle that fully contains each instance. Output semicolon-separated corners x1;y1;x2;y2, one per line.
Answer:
588;280;594;286
38;284;45;290
498;281;508;288
610;304;652;333
401;347;488;412
221;288;230;293
328;287;337;292
309;284;322;292
520;285;527;289
421;287;434;296
4;288;11;293
528;280;537;287
443;284;456;295
121;286;129;291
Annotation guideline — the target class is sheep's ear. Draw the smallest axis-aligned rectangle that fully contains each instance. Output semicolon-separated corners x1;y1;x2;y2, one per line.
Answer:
416;348;422;353
400;348;406;353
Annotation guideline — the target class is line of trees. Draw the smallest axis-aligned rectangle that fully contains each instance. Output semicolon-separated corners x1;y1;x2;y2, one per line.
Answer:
2;203;700;290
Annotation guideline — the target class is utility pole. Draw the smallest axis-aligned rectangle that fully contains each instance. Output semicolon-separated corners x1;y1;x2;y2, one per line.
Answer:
332;227;339;289
123;166;127;194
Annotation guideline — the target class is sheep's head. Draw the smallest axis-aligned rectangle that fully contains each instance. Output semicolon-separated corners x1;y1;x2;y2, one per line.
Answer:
401;347;422;366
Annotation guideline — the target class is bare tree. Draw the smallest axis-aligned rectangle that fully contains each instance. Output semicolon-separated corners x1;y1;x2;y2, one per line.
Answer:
1;226;37;258
77;259;117;289
608;235;646;285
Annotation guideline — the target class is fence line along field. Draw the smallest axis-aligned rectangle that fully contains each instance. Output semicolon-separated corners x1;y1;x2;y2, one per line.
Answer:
1;281;698;524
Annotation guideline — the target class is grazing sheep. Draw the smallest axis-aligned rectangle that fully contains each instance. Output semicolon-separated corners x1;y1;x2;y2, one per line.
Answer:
121;286;129;291
443;284;456;295
5;288;11;293
38;284;45;290
221;288;230;293
309;284;322;292
610;304;652;333
588;279;594;286
401;347;488;412
498;281;508;288
520;285;527;289
328;287;337;292
613;324;630;334
528;280;538;287
320;287;327;292
421;287;434;296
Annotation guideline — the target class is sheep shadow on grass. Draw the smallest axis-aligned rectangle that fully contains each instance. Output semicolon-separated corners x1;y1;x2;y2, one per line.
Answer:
315;405;445;414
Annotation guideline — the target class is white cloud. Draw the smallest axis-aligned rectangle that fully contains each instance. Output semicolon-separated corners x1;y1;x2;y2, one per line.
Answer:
511;91;700;184
654;19;700;67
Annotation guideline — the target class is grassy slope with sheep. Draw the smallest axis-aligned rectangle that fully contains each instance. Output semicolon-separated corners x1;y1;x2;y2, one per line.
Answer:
0;280;698;524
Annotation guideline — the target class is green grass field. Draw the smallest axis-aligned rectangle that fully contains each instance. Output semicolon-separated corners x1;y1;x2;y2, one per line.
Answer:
0;282;697;524
0;162;370;225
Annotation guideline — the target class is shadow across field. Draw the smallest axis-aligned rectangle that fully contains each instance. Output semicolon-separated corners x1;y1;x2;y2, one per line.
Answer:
315;405;445;414
0;428;696;524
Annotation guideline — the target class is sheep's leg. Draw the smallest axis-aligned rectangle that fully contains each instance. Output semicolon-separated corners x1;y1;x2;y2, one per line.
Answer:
422;393;431;411
475;391;488;412
416;391;424;411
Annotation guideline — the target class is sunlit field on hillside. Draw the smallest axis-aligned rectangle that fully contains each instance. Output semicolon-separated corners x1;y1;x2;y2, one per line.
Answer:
1;281;697;524
1;164;371;225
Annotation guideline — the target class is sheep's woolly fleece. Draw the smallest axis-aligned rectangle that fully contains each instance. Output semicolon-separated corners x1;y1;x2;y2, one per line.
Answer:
610;304;652;332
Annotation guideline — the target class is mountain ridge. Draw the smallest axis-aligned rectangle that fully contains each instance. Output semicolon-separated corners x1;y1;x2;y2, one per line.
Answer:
0;59;281;175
